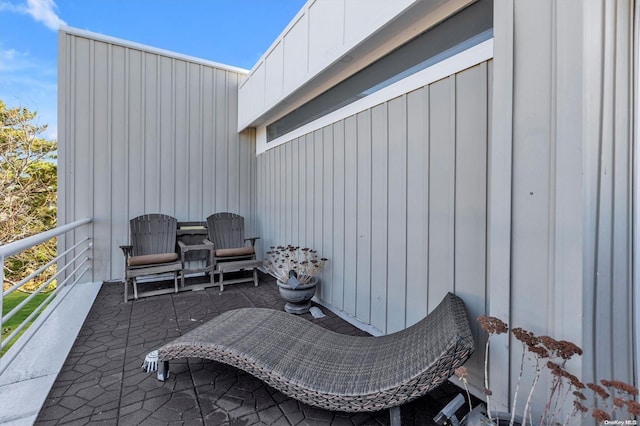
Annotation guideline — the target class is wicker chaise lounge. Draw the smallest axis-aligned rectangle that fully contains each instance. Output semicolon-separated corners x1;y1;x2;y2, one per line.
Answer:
156;292;474;426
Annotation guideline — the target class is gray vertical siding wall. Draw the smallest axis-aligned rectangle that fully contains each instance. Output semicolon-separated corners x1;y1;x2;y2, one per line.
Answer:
58;29;256;282
493;0;635;412
582;0;635;391
257;60;492;386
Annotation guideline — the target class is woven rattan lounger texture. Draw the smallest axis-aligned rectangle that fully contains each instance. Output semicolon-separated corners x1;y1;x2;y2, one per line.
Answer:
156;292;474;425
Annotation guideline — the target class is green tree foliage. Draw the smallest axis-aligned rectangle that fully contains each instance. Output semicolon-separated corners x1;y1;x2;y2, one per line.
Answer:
1;100;57;292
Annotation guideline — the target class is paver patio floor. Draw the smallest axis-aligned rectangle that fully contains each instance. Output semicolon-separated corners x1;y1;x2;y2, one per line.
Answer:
35;274;467;425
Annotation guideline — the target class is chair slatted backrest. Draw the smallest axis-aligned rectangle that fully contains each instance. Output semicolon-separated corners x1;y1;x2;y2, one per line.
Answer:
206;213;245;249
130;214;178;256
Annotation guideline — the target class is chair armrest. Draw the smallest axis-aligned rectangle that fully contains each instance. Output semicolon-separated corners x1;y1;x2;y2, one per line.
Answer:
244;237;260;247
120;245;133;258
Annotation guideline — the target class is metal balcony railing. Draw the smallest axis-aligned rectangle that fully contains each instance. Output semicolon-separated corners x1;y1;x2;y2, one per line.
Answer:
0;218;92;372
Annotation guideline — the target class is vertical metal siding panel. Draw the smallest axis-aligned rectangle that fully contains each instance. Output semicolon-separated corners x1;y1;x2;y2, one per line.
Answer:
387;96;408;333
405;87;429;326
143;53;160;213
92;41;110;278
607;0;633;383
305;134;315;247
57;32;68;274
594;94;615;378
173;60;188;218
284;144;292;243
122;49;146;253
281;145;287;242
273;146;280;243
214;69;228;211
188;63;203;220
239;127;251;232
298;139;307;245
240;130;256;234
110;45;128;278
427;78;455;311
483;58;494;395
511;0;553;333
256;154;263;246
453;64;488;381
264;149;273;249
272;147;278;247
356;110;372;323
75;38;93;224
291;142;300;245
552;4;584;360
343;115;358;315
314;131;324;263
487;3;513;402
201;67;215;214
227;72;241;215
279;145;286;243
256;154;264;249
263;148;270;246
159;56;175;214
370;103;388;332
244;135;253;237
126;49;143;228
251;131;258;232
322;125;334;304
332;122;346;310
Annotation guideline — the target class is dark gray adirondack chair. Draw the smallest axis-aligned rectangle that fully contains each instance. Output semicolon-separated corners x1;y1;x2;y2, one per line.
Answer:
120;214;182;302
206;212;260;289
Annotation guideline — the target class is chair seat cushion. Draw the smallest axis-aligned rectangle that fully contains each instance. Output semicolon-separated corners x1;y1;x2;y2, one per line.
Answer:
128;252;179;266
215;247;255;257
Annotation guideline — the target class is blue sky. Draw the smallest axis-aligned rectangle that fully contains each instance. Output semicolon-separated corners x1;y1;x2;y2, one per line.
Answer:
0;0;307;140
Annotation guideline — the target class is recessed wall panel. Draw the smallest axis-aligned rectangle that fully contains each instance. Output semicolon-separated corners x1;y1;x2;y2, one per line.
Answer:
344;0;414;46
283;15;309;93
308;0;345;73
265;41;284;107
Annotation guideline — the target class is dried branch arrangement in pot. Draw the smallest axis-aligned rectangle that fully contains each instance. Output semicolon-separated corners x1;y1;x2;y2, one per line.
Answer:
265;245;327;285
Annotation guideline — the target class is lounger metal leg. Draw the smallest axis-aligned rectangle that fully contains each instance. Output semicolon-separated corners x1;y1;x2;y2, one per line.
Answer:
173;272;178;293
157;361;169;381
389;406;401;426
253;267;258;287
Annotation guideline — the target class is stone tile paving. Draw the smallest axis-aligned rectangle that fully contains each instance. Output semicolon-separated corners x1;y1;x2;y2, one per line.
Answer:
35;274;468;425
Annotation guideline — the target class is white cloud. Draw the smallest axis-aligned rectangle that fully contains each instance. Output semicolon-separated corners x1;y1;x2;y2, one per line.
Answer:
0;0;66;31
25;0;66;30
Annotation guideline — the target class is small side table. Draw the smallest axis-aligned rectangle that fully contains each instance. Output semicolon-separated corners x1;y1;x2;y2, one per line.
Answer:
176;222;215;289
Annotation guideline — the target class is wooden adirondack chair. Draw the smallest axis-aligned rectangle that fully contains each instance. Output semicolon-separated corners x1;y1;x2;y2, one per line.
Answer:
206;212;260;290
120;214;182;302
